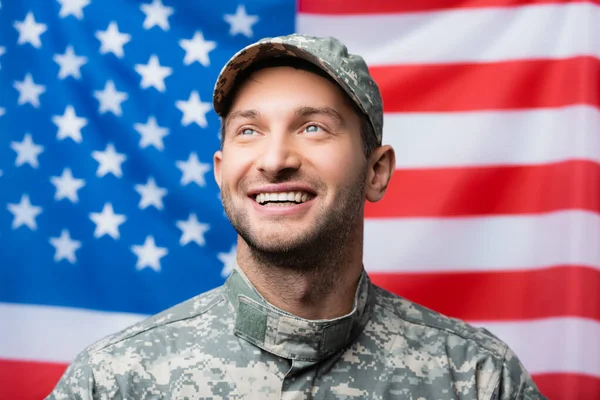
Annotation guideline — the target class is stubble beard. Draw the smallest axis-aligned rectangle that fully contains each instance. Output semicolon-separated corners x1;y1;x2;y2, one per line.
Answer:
221;169;366;276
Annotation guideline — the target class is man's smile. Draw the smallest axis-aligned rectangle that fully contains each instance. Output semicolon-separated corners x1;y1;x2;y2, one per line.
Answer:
247;189;317;216
247;183;317;208
254;191;314;205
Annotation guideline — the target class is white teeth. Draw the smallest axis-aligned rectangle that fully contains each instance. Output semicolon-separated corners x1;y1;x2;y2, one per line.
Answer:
255;191;313;205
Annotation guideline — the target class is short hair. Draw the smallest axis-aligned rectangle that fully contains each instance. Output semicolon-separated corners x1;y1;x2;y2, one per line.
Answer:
219;57;379;159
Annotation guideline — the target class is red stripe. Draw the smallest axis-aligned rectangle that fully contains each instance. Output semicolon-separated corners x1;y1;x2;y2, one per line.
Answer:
369;265;600;321
298;0;600;14
0;359;67;400
365;160;600;218
371;57;600;112
533;373;600;400
1;361;597;400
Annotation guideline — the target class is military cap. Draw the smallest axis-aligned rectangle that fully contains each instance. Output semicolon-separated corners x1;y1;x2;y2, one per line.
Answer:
213;33;384;145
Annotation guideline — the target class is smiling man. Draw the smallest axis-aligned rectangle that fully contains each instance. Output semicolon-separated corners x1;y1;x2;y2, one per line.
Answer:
48;34;546;400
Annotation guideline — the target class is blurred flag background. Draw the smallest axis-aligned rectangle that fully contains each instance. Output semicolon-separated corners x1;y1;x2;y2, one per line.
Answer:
0;1;598;399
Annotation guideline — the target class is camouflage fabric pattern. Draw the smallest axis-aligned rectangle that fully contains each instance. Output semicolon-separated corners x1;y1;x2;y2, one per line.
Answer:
47;268;547;399
212;34;384;145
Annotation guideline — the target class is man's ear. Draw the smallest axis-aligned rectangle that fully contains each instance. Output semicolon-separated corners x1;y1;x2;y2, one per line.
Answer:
213;150;223;189
365;145;395;203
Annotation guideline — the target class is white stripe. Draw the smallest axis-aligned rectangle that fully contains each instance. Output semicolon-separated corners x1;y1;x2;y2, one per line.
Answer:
0;303;146;363
364;210;600;272
474;317;600;377
1;304;598;377
297;3;599;65
383;106;600;169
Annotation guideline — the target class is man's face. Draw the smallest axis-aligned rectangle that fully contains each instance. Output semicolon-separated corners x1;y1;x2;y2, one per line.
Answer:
214;65;367;259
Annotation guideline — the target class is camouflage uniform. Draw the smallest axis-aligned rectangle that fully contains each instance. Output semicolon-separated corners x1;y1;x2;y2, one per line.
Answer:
48;34;547;399
48;268;545;399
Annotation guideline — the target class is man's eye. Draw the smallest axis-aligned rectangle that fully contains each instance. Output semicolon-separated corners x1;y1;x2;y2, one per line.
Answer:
240;128;257;136
303;124;323;134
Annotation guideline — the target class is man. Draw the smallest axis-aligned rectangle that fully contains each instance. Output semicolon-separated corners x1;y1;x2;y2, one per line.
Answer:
48;34;546;399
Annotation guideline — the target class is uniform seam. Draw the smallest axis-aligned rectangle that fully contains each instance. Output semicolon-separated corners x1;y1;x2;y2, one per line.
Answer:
89;294;226;354
483;343;508;399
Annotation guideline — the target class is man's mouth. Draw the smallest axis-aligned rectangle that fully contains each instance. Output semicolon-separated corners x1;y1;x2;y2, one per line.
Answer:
254;191;314;207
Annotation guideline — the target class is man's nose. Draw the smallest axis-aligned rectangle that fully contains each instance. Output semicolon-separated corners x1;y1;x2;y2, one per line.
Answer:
255;134;301;178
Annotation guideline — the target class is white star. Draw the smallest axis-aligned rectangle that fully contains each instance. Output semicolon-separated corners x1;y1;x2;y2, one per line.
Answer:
179;31;216;67
134;55;172;92
57;0;91;19
52;105;88;142
89;203;126;239
92;143;127;178
175;91;211;128
7;194;43;230
95;21;131;58
50;168;85;203
0;107;5;117
49;229;82;263
0;46;5;70
140;0;174;31
176;213;210;246
94;80;128;116
13;73;46;108
134;116;169;151
217;245;237;278
53;46;87;79
11;133;43;168
132;236;168;272
224;5;259;38
134;177;167;210
14;12;47;48
176;152;210;187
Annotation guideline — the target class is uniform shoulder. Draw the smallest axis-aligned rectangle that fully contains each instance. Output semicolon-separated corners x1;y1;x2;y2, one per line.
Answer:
85;286;226;355
370;284;547;399
371;284;507;358
46;287;228;399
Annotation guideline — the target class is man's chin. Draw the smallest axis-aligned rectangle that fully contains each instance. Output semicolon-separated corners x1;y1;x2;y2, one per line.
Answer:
241;230;317;255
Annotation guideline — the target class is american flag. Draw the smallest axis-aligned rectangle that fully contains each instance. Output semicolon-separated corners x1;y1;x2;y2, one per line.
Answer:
0;0;598;399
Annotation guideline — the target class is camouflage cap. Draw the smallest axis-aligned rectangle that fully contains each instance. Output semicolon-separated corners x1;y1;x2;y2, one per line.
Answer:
213;34;383;145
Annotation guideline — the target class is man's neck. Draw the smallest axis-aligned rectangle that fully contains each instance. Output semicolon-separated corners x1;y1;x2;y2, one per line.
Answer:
235;236;364;320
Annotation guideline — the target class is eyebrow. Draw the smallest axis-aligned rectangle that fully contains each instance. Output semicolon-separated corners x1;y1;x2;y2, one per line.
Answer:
225;109;261;129
294;106;343;125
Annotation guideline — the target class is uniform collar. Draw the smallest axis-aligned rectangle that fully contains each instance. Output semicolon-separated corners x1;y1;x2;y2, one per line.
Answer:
224;267;373;362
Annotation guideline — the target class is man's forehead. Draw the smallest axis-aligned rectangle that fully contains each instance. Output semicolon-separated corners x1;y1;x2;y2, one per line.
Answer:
237;63;339;91
228;67;355;113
